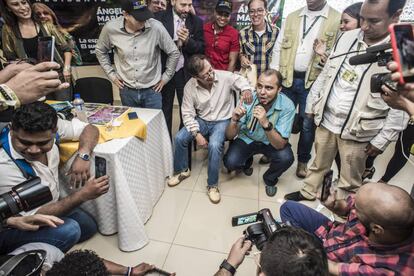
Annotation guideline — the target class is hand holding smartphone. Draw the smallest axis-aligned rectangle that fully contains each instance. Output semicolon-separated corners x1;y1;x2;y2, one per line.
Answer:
37;36;55;63
320;170;333;202
389;23;414;84
95;156;107;179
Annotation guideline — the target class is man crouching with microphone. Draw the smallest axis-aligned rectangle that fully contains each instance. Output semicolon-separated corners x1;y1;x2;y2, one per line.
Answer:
224;69;295;197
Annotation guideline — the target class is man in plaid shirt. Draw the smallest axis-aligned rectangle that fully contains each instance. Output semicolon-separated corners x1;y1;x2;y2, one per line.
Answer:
239;0;278;77
280;182;414;275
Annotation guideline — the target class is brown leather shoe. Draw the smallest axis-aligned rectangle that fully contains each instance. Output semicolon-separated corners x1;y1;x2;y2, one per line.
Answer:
296;162;308;179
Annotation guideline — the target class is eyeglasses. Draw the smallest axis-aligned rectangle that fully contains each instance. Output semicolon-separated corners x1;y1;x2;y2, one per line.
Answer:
249;9;265;15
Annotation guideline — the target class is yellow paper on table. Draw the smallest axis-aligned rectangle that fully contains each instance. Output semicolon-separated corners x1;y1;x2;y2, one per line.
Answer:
58;109;147;164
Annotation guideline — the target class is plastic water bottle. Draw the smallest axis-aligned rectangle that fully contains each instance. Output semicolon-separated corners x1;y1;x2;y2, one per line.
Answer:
72;94;87;122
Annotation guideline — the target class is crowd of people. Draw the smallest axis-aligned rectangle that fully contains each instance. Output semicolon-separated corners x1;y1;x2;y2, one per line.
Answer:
0;0;413;275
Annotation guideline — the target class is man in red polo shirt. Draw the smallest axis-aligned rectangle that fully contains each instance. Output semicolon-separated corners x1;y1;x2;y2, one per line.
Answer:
203;0;239;72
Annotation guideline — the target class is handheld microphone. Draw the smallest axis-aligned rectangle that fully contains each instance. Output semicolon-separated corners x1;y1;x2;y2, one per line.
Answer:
249;103;263;133
349;52;378;65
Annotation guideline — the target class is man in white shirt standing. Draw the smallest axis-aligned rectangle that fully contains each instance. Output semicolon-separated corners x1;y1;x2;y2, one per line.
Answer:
167;55;252;204
0;102;108;253
270;0;340;178
285;0;408;202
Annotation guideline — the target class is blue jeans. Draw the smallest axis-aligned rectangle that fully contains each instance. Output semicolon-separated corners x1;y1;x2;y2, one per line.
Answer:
174;118;229;186
283;78;316;163
120;86;162;109
223;139;294;186
280;201;330;235
0;208;97;254
65;208;98;243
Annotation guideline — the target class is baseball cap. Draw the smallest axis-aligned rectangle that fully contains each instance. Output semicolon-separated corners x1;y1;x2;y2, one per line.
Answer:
121;0;153;22
215;0;232;14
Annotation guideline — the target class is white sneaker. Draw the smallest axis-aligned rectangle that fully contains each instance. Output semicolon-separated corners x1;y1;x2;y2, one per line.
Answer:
167;169;191;187
207;186;221;204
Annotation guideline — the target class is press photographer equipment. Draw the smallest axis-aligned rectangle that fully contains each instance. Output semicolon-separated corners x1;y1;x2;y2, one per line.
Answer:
0;177;52;220
232;208;283;250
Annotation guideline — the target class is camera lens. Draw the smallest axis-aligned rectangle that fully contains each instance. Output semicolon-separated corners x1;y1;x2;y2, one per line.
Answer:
245;223;268;251
0;177;52;220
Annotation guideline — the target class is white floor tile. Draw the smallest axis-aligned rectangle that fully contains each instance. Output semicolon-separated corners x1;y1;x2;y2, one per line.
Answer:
145;188;192;243
174;192;259;253
163;244;257;276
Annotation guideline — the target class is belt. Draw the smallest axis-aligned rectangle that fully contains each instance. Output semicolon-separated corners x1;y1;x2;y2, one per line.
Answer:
293;71;306;79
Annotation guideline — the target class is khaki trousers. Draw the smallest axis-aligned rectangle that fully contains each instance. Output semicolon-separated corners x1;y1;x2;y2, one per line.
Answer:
301;126;369;200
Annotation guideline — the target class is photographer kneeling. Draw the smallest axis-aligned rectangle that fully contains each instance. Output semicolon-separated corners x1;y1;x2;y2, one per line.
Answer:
281;183;414;275
214;226;328;276
0;102;108;254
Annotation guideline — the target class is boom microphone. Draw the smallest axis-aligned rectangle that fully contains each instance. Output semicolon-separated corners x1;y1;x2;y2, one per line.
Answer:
349;52;378;65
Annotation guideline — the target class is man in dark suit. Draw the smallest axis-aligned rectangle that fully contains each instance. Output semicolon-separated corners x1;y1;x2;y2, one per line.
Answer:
155;0;205;137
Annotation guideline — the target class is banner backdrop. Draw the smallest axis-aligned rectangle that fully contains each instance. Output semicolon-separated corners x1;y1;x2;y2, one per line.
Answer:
34;0;414;65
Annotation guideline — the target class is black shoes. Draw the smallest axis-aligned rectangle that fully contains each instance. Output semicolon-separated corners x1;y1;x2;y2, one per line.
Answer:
259;155;270;164
284;191;314;202
265;185;277;197
243;167;254;176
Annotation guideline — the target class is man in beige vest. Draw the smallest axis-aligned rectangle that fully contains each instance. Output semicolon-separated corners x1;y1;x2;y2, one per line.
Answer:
270;0;340;178
285;0;408;202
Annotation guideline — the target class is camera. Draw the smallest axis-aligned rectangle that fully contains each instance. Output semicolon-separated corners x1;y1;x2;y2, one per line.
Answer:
0;177;53;221
371;73;397;94
232;208;283;250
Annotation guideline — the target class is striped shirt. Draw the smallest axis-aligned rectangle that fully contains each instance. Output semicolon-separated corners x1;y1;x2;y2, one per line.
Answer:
315;195;414;275
239;23;279;77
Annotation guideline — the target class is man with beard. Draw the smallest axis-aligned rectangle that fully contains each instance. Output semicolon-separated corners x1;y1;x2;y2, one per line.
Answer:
167;55;252;204
203;0;239;72
281;183;414;275
223;69;295;197
155;0;205;137
285;0;408;202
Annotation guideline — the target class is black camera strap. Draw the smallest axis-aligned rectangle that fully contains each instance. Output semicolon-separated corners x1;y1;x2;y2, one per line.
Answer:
0;126;36;179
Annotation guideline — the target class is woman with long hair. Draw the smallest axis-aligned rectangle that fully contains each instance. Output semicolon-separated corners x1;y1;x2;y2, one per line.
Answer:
0;0;73;100
32;2;82;66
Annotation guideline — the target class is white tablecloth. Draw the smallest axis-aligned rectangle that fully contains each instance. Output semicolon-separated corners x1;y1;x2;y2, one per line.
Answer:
61;108;173;251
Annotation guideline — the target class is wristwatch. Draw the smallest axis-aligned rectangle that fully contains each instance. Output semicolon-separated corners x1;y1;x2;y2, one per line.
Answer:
263;121;273;132
220;259;236;275
78;153;91;161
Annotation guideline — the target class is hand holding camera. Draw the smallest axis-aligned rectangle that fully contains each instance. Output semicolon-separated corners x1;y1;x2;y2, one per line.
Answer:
226;237;252;269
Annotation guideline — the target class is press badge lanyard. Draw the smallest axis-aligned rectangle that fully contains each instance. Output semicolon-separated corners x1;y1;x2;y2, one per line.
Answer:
302;16;321;40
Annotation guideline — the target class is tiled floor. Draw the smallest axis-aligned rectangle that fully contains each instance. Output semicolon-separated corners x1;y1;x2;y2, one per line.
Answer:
74;108;414;276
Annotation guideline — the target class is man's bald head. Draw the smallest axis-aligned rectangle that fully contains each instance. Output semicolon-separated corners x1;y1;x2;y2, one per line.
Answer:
356;183;414;233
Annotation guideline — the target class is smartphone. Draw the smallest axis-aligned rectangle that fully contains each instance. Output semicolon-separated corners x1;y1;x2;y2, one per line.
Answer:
320;170;333;202
231;212;258;227
37;36;55;63
389;23;414;84
151;267;173;276
127;111;138;120
95;156;107;178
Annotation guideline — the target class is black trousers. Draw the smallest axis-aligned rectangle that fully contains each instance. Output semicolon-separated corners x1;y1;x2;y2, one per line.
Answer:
162;68;185;138
381;124;414;182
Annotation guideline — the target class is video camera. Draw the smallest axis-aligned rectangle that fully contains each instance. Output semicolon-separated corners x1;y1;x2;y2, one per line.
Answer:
348;23;414;93
232;208;284;250
0;177;52;221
